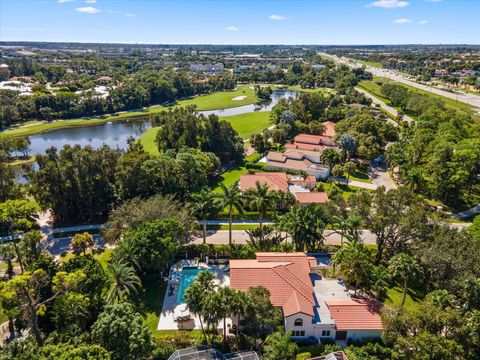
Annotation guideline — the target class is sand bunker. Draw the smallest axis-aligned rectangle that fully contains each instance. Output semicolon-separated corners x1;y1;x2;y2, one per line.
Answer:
232;96;247;101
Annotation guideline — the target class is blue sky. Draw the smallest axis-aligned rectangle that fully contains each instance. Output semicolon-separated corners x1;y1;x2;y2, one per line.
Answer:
1;0;479;44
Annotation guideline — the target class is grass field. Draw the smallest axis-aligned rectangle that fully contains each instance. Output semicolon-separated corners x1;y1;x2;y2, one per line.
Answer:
0;85;260;138
177;85;257;110
59;248;113;269
139;126;161;156
213;162;250;193
220;111;271;139
359;76;480;122
382;283;425;311
138;112;271;156
322;182;369;199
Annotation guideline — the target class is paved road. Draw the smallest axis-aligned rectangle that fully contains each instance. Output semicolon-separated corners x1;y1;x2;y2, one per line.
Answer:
368;165;397;190
323;53;480;112
355;87;414;124
192;229;378;246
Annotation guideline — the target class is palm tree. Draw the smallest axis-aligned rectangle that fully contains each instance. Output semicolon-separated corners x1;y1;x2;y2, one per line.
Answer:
330;213;361;245
106;261;142;305
184;271;216;344
370;265;391;300
0;243;16;279
263;331;298;360
190;189;219;244
332;238;372;296
321;148;341;168
344;161;357;185
219;183;244;245
111;237;140;271
389;253;421;308
245;182;276;242
71;232;94;256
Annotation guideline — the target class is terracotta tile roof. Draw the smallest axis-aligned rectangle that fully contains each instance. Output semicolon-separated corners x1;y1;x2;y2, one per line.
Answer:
239;172;289;192
230;253;315;317
266;151;286;163
295;134;324;145
325;300;383;330
295;192;329;204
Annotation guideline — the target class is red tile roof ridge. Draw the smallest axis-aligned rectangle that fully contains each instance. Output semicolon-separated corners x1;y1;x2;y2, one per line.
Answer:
272;266;314;306
229;259;293;268
283;291;314;317
281;265;315;302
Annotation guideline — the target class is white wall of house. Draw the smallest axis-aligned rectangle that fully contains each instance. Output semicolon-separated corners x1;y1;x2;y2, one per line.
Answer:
285;313;314;337
306;166;330;180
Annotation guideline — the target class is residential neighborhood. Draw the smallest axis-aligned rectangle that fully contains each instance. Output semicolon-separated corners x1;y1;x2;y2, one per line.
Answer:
0;1;479;360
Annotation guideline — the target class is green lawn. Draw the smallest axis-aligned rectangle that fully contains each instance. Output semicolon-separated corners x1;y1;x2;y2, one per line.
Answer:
220;111;271;140
60;248;113;270
139;126;161;156
0;85;260;138
321;182;369;199
178;85;257;110
138;112;271;157
206;224;260;231
359;76;480;122
383;284;424;311
213;162;250;193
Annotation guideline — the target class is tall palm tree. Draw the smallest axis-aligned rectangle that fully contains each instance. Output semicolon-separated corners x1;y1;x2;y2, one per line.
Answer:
111;236;140;271
106;261;142;305
190;189;219;244
245;182;276;242
184;271;216;344
389;253;421;308
330;213;361;245
320;148;341;168
332;238;372;296
219;183;244;245
0;243;16;279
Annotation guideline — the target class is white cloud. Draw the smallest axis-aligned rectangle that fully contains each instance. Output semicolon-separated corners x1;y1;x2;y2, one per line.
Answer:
367;0;409;8
85;0;96;3
269;14;286;21
226;26;240;32
75;6;101;14
393;18;412;24
126;13;136;17
418;19;429;24
57;0;74;3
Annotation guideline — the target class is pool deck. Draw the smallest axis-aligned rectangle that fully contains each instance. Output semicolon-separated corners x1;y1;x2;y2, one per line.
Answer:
158;264;231;331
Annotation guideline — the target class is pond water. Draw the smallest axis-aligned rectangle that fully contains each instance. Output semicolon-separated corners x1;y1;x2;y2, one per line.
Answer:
26;89;298;155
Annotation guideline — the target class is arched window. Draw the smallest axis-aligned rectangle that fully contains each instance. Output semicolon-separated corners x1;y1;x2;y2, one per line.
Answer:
294;318;303;327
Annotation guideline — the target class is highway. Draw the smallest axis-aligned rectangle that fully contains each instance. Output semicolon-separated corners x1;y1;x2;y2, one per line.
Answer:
322;53;480;113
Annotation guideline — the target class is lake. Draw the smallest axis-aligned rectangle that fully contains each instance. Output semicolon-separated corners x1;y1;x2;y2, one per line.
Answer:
26;89;297;155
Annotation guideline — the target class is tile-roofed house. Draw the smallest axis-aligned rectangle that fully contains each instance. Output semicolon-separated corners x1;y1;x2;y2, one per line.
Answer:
295;192;329;204
239;172;289;192
325;300;383;330
265;150;330;180
230;253;384;343
230;253;316;318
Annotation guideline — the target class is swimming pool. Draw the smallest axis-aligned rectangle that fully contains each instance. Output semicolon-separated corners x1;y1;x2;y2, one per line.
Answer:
176;267;207;303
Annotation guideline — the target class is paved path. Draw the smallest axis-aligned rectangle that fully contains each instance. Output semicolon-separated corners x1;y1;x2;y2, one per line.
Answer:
323;53;480;112
355;87;414;124
331;177;378;190
368;165;397;190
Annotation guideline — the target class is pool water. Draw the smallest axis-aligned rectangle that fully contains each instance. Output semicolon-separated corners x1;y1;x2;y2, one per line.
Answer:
177;267;207;303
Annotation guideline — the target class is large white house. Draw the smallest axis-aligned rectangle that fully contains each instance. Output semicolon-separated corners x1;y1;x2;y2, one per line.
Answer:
230;253;383;344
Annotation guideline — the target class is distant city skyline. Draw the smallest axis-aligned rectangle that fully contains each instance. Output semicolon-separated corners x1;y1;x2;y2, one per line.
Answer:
1;0;479;45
